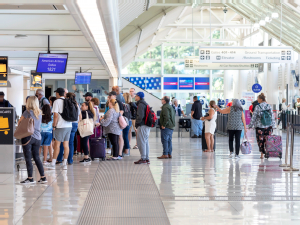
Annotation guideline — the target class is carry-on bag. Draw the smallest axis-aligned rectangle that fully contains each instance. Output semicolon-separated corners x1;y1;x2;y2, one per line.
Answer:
265;135;282;159
78;111;94;137
89;126;106;161
201;125;216;151
240;135;252;154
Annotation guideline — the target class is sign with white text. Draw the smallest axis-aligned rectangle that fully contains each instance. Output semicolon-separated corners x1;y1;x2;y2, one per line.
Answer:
199;46;293;63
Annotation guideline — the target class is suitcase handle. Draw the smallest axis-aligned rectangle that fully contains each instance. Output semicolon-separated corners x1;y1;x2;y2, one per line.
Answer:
94;125;103;139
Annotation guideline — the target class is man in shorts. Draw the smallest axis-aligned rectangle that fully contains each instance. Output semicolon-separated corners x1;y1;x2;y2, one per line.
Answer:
46;88;72;170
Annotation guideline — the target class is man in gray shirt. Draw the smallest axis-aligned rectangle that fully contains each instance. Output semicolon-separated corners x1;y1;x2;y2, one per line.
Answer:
35;89;50;109
112;86;125;103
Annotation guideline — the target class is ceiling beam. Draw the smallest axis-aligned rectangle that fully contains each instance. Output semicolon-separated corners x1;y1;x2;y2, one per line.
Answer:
0;0;64;4
0;30;82;35
166;24;252;28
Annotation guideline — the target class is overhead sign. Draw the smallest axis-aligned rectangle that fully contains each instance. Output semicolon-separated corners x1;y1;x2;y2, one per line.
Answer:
179;77;194;90
0;57;8;87
252;84;262;93
185;58;258;70
30;71;42;91
199;46;293;63
163;77;178;90
195;77;209;90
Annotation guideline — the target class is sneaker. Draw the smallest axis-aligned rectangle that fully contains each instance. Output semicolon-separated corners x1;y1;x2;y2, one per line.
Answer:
61;165;68;170
118;156;123;160
37;177;47;184
43;161;50;166
146;159;150;164
112;157;119;160
235;155;240;159
79;158;91;163
45;164;56;170
229;152;234;158
55;161;62;165
74;152;78;156
134;159;147;164
20;178;35;184
191;134;198;138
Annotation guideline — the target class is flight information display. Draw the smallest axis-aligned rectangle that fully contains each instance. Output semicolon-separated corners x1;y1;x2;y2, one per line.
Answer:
0;56;8;87
36;53;68;74
75;72;92;84
179;77;194;90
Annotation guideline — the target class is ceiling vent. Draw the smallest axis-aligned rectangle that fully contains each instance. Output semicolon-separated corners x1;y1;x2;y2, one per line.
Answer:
15;34;28;39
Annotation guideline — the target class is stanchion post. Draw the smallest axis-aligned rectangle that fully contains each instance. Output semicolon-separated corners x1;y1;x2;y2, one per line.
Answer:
280;123;290;167
284;125;299;172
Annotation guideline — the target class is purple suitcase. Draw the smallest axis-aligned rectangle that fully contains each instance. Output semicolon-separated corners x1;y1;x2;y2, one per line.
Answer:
90;126;106;161
265;135;282;159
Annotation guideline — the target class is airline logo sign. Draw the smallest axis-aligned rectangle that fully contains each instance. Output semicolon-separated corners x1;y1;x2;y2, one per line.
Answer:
195;77;209;90
179;77;194;90
199;46;293;63
164;77;178;90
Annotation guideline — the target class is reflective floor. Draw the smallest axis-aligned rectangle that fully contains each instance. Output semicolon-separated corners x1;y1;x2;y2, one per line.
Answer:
1;129;300;224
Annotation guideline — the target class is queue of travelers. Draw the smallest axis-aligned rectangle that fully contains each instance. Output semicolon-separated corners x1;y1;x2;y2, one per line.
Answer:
14;84;278;184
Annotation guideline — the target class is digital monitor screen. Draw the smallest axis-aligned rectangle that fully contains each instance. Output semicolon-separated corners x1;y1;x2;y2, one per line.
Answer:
163;77;178;90
36;53;68;74
195;77;210;90
0;56;8;87
179;77;194;90
75;72;92;84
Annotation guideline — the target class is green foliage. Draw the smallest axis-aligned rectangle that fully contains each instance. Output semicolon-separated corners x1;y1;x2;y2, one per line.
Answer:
138;45;161;59
126;62;161;74
212;77;224;90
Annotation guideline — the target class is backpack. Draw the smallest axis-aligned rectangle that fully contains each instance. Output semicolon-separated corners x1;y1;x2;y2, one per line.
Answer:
139;102;157;127
259;104;272;126
59;98;78;122
40;97;48;108
123;103;131;121
130;102;137;119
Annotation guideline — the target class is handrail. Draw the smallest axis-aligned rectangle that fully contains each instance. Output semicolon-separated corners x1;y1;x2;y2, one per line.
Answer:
122;77;161;101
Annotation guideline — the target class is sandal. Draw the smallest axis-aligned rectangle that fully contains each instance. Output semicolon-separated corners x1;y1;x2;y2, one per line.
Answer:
47;159;52;163
133;145;139;149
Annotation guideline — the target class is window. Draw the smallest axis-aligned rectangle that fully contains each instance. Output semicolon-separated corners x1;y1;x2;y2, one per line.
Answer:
123;61;161;74
164;62;178;74
88;79;109;104
212;77;224;90
164;46;178;59
178;46;195;58
66;80;87;105
138;45;161;59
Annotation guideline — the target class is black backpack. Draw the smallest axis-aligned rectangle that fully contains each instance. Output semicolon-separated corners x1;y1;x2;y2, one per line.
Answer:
130;102;137;119
59;98;78;122
123;103;131;121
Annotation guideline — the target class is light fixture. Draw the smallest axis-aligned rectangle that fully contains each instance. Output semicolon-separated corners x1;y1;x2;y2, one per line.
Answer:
265;15;270;22
259;19;266;26
253;22;260;28
271;12;279;18
76;0;117;77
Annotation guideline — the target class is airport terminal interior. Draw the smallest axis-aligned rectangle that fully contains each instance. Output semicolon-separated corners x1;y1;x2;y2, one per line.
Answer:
1;0;300;224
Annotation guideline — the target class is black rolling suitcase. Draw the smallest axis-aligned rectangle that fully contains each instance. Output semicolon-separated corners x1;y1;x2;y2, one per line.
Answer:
201;125;216;151
90;127;106;161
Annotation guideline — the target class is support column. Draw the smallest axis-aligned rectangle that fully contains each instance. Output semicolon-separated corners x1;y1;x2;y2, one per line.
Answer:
263;32;268;95
238;70;249;99
224;70;233;100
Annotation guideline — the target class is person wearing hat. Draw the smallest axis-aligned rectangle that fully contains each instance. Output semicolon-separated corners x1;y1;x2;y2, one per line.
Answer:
83;92;93;102
134;92;151;164
46;88;72;170
0;91;13;108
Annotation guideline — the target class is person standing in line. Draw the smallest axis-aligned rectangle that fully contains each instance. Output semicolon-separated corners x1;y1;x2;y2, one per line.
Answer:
157;96;175;159
108;91;124;159
19;96;47;184
0;92;13;107
90;97;101;138
191;96;203;138
129;88;138;149
215;99;247;158
99;99;122;160
79;101;96;163
112;86;125;103
248;93;276;159
56;93;80;164
122;93;132;155
40;104;53;164
35;89;50;109
201;101;217;152
172;98;186;117
49;96;56;110
46;88;72;170
134;92;151;164
278;98;290;127
83;92;93;102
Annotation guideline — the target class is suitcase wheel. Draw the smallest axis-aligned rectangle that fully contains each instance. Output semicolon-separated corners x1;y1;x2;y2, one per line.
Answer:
102;157;106;161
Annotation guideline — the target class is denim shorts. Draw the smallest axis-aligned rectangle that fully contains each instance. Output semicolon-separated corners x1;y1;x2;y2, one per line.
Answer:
41;132;52;146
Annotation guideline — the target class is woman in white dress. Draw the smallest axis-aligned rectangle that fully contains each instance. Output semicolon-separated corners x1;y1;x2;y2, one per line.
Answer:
201;100;217;152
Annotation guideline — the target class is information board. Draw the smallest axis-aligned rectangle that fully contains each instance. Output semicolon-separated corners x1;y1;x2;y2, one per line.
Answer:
199;46;293;63
164;77;178;90
36;53;68;74
179;77;194;90
195;77;209;90
0;57;8;87
30;71;42;91
75;72;92;84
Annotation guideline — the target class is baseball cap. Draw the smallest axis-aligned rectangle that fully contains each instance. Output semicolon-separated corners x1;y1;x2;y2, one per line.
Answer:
54;88;65;95
108;91;117;96
83;92;93;97
136;92;144;99
0;91;4;96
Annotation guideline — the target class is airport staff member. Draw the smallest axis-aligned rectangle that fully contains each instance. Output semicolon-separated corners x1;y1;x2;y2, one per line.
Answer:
0;92;13;107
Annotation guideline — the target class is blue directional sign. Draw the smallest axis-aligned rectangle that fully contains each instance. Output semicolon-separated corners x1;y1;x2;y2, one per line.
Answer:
219;99;225;105
240;99;246;105
252;84;262;93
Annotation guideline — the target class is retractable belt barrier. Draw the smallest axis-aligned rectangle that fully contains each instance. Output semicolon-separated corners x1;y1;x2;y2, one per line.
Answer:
281;123;300;172
216;113;228;136
281;111;300;133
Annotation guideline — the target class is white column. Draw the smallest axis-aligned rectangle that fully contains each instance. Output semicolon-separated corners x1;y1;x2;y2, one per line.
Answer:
161;43;164;98
267;63;279;105
263;32;268;94
224;70;233;100
286;63;290;104
298;53;300;96
237;70;249;99
7;74;23;117
209;70;212;100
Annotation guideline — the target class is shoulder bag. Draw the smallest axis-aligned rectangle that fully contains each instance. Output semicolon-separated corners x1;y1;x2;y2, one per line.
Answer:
14;111;35;146
78;111;94;137
118;112;128;129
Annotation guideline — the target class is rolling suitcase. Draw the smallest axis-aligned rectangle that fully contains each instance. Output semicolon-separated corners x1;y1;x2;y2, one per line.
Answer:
201;125;216;151
90;127;106;161
265;135;282;159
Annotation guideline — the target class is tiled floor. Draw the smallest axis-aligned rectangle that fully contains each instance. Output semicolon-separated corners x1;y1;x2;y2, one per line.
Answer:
1;129;300;224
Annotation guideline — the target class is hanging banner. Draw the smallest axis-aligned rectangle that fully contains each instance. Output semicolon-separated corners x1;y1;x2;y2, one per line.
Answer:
163;77;178;90
185;58;258;70
30;71;43;91
0;57;8;87
199;46;293;63
195;77;209;90
179;77;194;90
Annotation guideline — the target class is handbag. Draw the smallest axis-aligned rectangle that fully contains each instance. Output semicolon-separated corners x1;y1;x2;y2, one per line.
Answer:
14;111;35;146
78;111;94;138
240;134;252;154
118;113;128;129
